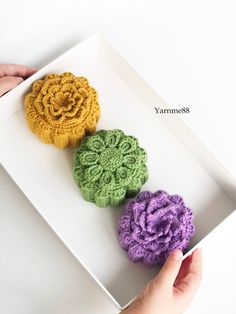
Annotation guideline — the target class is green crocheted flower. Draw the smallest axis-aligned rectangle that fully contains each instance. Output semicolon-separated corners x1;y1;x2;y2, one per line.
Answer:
73;129;148;207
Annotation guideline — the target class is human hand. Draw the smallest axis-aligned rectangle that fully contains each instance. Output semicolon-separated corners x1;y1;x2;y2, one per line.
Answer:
122;248;202;314
0;64;36;96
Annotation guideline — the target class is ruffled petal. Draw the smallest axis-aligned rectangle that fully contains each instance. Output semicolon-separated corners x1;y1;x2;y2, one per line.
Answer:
128;244;145;262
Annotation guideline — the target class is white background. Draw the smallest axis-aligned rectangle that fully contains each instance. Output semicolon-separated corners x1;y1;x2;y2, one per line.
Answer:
0;1;236;313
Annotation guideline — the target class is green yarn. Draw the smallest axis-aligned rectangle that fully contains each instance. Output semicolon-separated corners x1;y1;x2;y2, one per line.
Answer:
73;129;148;207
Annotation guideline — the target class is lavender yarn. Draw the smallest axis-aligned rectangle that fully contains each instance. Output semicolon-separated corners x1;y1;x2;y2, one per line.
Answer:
118;190;195;266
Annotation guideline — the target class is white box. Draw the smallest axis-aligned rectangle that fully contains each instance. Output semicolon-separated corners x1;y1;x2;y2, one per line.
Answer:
1;34;236;310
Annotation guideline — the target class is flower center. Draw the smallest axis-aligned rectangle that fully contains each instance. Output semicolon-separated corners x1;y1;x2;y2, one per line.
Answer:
99;148;123;171
52;91;76;113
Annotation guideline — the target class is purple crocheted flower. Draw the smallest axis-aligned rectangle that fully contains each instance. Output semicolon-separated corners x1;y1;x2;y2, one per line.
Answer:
117;190;195;266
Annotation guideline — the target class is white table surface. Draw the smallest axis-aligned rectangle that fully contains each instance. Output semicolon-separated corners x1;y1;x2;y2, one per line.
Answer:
1;1;236;313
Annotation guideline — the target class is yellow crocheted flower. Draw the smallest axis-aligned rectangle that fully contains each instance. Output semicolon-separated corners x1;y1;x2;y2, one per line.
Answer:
25;72;100;148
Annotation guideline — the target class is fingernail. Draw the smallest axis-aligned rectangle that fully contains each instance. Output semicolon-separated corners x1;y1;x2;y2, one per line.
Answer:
172;250;183;261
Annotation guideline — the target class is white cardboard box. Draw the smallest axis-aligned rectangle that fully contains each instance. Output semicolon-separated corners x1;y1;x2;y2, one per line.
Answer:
0;34;236;310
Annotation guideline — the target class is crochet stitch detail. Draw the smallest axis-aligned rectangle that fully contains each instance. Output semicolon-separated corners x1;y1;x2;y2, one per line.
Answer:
118;190;195;266
73;129;148;207
24;72;100;148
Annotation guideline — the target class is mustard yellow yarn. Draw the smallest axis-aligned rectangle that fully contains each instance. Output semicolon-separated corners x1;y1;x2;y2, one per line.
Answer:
24;72;100;148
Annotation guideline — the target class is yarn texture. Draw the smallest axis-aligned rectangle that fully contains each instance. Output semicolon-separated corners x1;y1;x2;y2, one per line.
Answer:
73;129;148;207
118;190;195;266
25;72;100;148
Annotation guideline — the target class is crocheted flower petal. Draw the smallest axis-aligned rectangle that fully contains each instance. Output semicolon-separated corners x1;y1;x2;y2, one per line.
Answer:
74;136;96;163
89;86;97;98
143;251;162;266
77;76;89;88
74;151;83;165
45;105;65;124
61;72;74;78
86;134;106;152
138;211;148;231
169;194;184;205
153;190;169;199
61;72;75;83
136;191;154;202
132;201;147;226
128;244;146;262
41;77;60;95
168;234;184;251
118;232;133;250
79;151;99;166
135;147;147;163
133;163;148;183
156;234;172;244
146;192;170;214
104;129;124;148
115;166;131;186
78;87;89;99
118;215;132;233
139;230;158;243
64;104;80;118
49;102;63;117
84;165;103;182
32;80;44;93
177;206;187;223
98;171;115;186
131;223;142;238
60;81;74;92
73;95;84;108
94;129;107;140
124;200;137;219
55;91;63;101
48;84;60;95
188;223;195;238
123;154;140;169
170;218;182;236
148;240;166;253
118;136;138;155
42;94;51;107
124;159;148;178
34;95;44;116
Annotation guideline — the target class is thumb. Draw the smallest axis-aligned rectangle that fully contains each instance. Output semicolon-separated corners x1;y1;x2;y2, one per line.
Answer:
156;250;183;289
